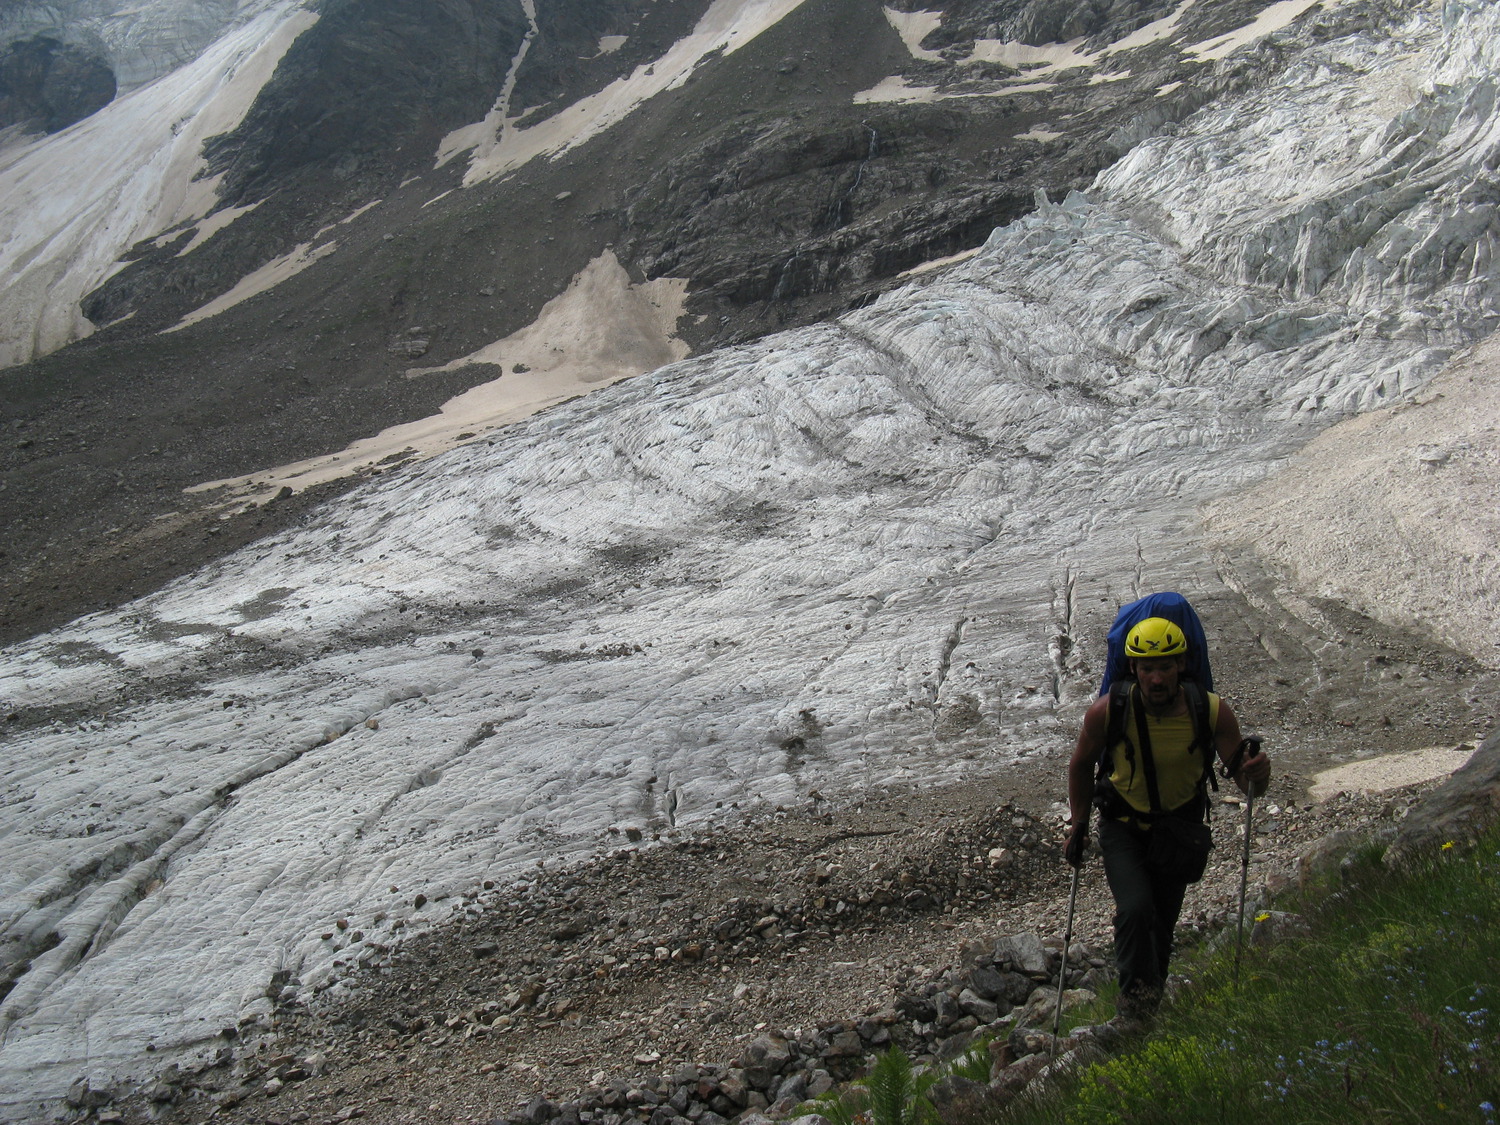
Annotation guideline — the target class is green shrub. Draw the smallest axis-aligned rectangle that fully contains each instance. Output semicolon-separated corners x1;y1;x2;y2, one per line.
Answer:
1069;1036;1225;1122
795;1047;941;1125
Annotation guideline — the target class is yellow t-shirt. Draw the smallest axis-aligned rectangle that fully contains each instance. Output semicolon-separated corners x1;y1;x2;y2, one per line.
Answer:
1108;690;1220;815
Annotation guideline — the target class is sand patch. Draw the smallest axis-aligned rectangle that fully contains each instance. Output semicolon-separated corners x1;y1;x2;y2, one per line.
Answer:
186;251;689;502
1309;745;1476;802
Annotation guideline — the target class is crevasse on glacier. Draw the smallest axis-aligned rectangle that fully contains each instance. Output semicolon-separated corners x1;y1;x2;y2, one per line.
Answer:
1;0;1497;1108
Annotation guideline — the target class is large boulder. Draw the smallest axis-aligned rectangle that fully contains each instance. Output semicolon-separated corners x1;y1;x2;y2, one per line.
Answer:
1385;729;1500;867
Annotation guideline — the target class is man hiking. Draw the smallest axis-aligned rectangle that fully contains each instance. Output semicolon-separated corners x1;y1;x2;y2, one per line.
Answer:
1064;615;1270;1024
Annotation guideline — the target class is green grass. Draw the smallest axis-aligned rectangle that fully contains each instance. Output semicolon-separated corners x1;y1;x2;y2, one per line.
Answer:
995;827;1500;1124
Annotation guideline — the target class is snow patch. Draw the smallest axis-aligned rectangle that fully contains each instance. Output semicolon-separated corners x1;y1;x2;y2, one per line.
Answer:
965;37;1093;72
879;8;943;61
1101;0;1199;54
320;199;382;238
1185;0;1333;61
176;199;263;257
854;77;1056;104
865;0;1334;107
853;76;940;104
443;0;812;186
896;247;984;278
167;239;338;332
1309;746;1476;802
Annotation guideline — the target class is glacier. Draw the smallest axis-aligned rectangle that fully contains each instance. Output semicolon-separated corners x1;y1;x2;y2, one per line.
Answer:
2;0;1500;1112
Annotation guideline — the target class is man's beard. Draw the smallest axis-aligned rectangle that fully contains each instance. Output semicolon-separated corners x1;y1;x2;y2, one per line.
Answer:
1143;682;1179;708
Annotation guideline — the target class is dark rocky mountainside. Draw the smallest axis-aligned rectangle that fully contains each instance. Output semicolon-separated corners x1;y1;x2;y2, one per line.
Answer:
0;0;1338;648
0;34;115;133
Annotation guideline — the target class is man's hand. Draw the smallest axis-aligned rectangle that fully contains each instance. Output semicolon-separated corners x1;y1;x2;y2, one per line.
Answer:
1064;823;1090;868
1234;737;1270;798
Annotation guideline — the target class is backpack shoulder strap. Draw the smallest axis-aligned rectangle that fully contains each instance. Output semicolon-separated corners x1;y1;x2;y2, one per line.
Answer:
1183;682;1219;794
1099;679;1134;783
1131;691;1164;814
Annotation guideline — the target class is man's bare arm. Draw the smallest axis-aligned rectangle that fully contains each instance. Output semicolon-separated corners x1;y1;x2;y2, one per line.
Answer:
1214;699;1269;795
1068;697;1110;829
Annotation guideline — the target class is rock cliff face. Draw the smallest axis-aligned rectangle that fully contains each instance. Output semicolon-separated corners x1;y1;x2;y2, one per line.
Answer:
0;34;116;133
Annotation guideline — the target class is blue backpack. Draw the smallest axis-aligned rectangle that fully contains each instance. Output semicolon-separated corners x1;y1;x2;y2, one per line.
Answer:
1098;591;1213;696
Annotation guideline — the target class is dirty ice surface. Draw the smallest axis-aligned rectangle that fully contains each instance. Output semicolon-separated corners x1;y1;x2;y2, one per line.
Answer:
3;0;1500;1111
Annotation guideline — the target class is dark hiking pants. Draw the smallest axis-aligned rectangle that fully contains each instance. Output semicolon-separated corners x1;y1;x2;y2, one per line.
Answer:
1099;816;1189;1015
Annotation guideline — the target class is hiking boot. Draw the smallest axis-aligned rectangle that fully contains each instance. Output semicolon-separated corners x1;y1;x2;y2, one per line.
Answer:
1116;984;1162;1023
1080;1014;1150;1052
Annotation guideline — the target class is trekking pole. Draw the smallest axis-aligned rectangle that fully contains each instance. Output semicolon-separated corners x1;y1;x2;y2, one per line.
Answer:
1231;737;1262;988
1052;863;1081;1052
1232;789;1254;986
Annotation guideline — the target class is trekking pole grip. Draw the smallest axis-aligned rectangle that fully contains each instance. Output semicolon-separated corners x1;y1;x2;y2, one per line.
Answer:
1223;735;1261;780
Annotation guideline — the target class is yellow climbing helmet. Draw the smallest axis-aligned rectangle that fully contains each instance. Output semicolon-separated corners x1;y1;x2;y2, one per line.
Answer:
1125;616;1189;659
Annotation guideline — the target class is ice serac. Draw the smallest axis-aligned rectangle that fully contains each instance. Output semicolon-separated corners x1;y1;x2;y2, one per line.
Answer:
2;0;1499;1112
